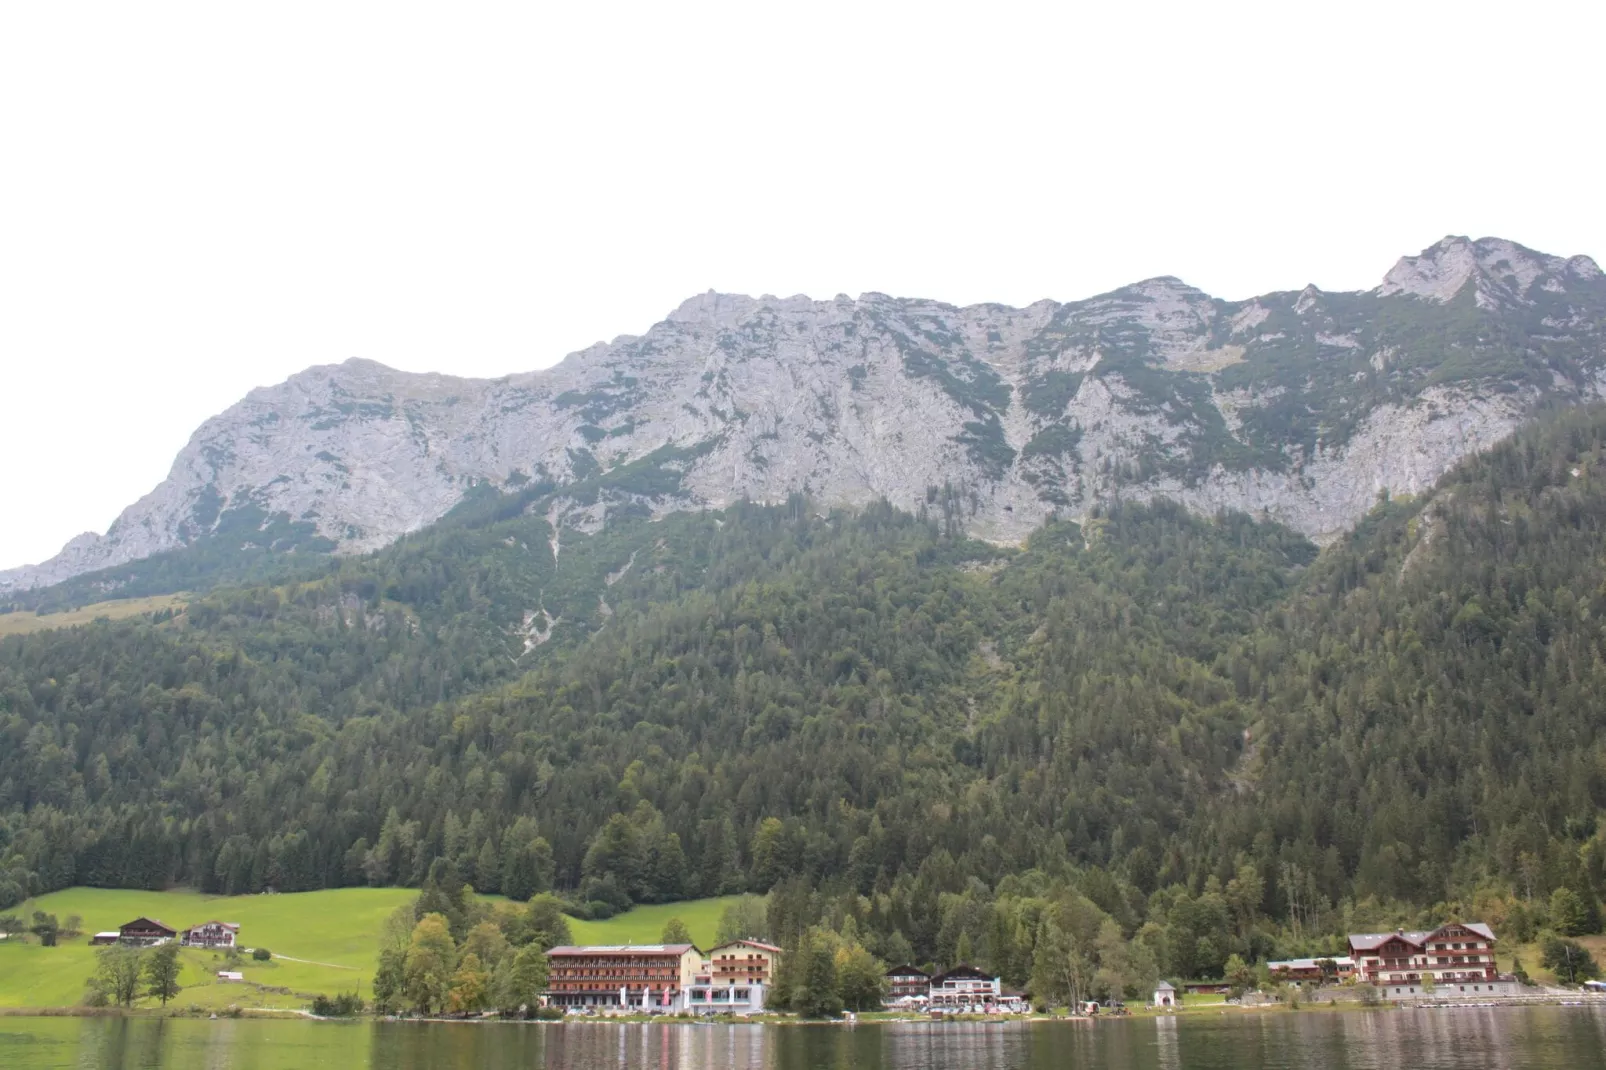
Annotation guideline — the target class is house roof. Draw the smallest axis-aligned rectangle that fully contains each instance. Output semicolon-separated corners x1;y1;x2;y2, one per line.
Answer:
707;939;783;954
119;917;176;934
189;921;240;930
1349;922;1496;951
930;965;995;985
547;944;698;956
1155;981;1176;991
1268;957;1354;971
886;964;930;978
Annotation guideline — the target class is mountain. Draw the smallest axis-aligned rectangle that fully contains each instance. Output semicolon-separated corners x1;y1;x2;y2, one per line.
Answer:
5;236;1603;595
6;403;1606;963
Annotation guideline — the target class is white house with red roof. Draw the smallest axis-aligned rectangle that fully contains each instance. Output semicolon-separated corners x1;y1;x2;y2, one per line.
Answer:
1348;921;1520;997
182;921;241;949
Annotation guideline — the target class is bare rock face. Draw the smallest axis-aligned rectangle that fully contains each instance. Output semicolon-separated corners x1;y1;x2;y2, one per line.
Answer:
6;236;1605;591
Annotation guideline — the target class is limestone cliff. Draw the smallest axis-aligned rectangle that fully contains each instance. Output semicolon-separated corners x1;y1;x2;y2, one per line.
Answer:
6;236;1604;592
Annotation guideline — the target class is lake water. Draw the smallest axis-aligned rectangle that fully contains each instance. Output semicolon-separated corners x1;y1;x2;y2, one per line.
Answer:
3;1007;1606;1069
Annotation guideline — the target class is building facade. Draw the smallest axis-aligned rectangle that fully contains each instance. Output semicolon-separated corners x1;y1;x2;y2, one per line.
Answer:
684;980;767;1014
183;921;240;949
1348;923;1499;987
928;965;1001;1007
117;918;176;946
545;944;703;1011
885;965;931;1003
704;940;781;987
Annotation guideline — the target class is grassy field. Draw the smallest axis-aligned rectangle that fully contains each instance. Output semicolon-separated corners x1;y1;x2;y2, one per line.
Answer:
0;887;416;1011
0;594;187;636
0;888;739;1011
569;896;740;949
1498;933;1606;986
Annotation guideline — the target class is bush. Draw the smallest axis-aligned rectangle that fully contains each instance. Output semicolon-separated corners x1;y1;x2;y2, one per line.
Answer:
1540;935;1601;985
584;900;616;920
252;947;272;962
534;1006;565;1020
310;992;364;1017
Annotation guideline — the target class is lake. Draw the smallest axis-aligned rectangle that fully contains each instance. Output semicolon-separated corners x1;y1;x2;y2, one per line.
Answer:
3;1007;1606;1069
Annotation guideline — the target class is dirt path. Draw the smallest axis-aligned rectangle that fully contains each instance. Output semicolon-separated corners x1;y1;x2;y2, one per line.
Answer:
247;950;358;970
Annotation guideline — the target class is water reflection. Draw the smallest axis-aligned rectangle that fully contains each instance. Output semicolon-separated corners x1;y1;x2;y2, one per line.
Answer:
2;1006;1605;1069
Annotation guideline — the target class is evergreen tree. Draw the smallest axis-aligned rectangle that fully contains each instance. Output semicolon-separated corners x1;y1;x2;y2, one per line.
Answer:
372;946;407;1013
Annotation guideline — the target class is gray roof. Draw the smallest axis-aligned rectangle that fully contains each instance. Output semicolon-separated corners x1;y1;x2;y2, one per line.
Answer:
1349;922;1495;951
1268;957;1354;970
1155;981;1176;990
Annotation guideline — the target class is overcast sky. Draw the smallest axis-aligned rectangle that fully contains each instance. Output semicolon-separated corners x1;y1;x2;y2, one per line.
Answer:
2;1;1602;571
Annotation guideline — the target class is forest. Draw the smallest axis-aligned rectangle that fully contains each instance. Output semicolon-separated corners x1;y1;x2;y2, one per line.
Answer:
5;406;1606;990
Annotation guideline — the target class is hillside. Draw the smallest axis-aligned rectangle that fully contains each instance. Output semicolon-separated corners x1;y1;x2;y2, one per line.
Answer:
4;406;1606;986
5;236;1604;600
0;889;733;1009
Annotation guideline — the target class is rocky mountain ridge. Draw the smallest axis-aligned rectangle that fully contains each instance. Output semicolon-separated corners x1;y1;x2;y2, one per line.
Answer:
6;235;1604;593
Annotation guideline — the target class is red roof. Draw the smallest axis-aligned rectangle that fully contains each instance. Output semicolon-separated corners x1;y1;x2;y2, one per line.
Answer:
547;944;697;956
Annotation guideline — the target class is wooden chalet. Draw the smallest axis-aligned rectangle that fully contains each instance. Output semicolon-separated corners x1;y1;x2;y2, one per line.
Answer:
117;917;177;946
1348;922;1498;986
884;964;931;1002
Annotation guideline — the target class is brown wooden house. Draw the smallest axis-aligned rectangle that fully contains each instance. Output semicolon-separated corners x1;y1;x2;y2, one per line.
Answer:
885;965;931;1002
117;917;177;946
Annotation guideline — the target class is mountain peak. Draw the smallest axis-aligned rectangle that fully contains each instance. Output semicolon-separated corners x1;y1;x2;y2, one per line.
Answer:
1378;236;1479;302
1379;235;1593;305
6;235;1604;594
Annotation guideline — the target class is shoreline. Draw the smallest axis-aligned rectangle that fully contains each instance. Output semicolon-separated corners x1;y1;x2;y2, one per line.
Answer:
5;997;1605;1024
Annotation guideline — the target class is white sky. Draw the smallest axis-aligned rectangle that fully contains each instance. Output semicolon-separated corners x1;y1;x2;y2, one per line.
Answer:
2;0;1602;571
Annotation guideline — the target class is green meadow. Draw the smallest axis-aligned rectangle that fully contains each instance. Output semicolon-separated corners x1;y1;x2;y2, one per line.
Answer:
0;888;739;1011
566;896;739;949
0;594;188;636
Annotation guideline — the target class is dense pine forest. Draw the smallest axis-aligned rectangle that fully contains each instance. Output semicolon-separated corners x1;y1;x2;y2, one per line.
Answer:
6;406;1606;988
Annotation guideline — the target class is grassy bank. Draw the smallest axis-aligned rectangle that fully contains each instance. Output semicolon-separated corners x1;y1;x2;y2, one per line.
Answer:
0;888;739;1011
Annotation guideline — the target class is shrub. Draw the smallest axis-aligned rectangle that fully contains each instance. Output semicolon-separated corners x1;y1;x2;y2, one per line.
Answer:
252;947;272;962
1540;935;1601;985
311;992;365;1017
